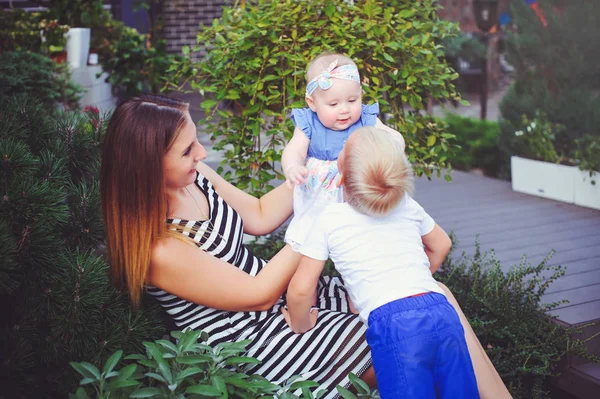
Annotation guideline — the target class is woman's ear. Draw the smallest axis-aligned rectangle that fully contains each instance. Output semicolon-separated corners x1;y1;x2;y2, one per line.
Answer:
305;95;317;112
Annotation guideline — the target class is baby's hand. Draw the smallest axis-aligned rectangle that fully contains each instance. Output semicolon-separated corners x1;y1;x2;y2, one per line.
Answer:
285;164;308;187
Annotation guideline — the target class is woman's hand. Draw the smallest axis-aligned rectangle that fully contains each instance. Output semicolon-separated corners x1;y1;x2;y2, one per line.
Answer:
281;306;319;333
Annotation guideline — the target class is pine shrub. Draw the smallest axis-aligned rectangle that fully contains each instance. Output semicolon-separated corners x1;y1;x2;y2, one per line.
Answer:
0;96;165;398
0;51;83;110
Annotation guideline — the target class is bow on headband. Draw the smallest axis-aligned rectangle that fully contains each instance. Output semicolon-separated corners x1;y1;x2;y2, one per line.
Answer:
305;59;361;96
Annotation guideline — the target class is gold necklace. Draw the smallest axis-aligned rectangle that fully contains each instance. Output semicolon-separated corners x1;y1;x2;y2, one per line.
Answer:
169;187;225;242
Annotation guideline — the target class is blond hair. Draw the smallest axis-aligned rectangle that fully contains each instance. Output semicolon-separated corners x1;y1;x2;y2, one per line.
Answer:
101;95;189;308
342;127;413;216
306;52;358;82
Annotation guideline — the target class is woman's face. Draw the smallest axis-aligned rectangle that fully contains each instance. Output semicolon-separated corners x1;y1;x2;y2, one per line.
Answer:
162;112;207;190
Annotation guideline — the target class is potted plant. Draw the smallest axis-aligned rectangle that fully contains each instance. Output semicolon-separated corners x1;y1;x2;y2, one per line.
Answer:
509;112;599;209
40;18;70;64
33;0;106;68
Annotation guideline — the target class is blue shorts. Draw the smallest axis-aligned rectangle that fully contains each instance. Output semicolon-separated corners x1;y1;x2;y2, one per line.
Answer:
366;292;480;399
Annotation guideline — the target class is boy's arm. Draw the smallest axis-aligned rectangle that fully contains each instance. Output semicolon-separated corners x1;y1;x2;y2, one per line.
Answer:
285;255;326;333
422;224;452;274
281;127;310;186
375;117;406;151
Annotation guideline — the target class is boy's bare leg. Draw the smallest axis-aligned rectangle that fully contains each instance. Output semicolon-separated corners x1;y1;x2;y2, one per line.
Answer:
437;282;512;399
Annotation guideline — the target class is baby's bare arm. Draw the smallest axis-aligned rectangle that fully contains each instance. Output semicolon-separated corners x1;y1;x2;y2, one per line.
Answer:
282;127;310;186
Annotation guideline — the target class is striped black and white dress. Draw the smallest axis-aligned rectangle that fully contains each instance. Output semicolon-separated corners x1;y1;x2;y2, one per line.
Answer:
147;173;372;397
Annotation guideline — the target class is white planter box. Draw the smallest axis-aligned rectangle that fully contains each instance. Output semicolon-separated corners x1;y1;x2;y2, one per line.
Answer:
511;156;599;210
574;169;600;210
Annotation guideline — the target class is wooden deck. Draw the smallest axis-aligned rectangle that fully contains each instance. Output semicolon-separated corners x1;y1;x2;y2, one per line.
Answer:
414;170;600;398
414;170;600;326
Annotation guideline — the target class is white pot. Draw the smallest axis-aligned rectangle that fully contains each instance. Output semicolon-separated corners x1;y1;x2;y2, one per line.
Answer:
511;156;600;210
65;27;91;69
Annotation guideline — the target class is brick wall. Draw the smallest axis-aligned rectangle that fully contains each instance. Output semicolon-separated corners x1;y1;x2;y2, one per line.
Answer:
162;0;229;56
437;0;515;91
437;0;514;32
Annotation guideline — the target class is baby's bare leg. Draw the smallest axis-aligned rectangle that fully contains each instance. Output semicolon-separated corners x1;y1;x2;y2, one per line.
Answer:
437;282;512;399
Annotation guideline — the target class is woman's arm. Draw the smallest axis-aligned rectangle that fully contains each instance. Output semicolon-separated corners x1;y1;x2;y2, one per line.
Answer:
422;224;452;274
147;237;301;312
282;127;310;186
437;282;512;399
197;162;293;236
285;255;326;333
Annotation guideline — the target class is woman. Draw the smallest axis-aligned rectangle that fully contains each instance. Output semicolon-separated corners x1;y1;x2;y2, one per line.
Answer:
101;95;510;398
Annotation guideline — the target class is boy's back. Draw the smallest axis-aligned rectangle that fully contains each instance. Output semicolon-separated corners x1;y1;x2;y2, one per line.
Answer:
301;195;445;324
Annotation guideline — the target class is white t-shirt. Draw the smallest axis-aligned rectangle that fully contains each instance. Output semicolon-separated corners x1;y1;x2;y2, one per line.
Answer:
300;195;446;324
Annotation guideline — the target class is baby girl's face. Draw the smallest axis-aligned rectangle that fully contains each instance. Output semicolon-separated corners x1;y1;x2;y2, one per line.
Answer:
307;79;362;131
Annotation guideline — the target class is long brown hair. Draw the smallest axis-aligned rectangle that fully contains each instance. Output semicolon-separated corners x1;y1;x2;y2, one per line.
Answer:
101;95;189;307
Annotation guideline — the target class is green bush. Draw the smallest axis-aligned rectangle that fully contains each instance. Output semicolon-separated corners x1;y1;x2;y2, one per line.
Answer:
441;113;504;178
1;5;179;100
437;241;598;399
0;9;68;54
172;0;462;195
70;329;377;399
246;233;598;399
499;0;600;173
0;51;83;110
0;97;165;398
100;25;183;99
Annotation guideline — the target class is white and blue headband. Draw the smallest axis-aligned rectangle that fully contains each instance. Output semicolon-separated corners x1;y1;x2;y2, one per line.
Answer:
305;59;361;97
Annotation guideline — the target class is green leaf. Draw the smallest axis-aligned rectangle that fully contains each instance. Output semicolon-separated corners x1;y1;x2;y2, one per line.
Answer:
348;372;370;394
290;379;319;390
116;364;138;381
74;362;101;380
427;135;437;147
176;354;212;365
175;366;204;382
158;361;173;384
223;356;261;365
102;350;123;375
79;377;96;385
336;386;358;399
70;362;96;379
185;384;222;396
156;339;178;354
109;379;141;389
74;387;90;399
130;387;162;398
145;372;167;383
